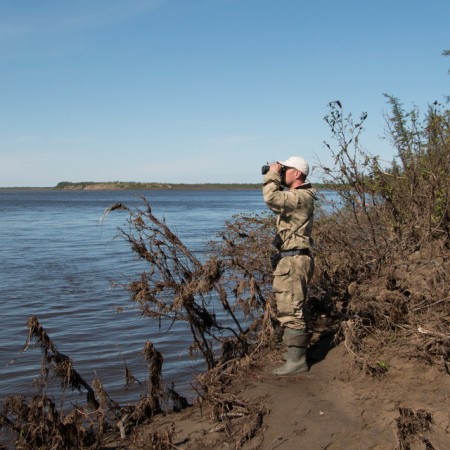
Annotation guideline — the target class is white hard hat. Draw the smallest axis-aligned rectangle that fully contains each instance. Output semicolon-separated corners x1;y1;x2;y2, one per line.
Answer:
278;156;309;177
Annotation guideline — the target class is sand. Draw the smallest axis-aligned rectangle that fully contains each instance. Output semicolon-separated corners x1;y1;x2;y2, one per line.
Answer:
110;339;449;449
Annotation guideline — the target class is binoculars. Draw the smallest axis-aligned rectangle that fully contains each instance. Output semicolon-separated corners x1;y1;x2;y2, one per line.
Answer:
261;165;287;175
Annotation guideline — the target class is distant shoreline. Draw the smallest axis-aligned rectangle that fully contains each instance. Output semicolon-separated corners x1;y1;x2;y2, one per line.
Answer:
1;181;333;191
0;183;261;191
55;181;263;190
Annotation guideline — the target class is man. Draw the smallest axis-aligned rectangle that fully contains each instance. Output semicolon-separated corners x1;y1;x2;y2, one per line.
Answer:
263;156;317;376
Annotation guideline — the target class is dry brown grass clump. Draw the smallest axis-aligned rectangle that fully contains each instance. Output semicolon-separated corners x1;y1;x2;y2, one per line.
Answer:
313;98;449;373
1;317;171;448
396;406;434;450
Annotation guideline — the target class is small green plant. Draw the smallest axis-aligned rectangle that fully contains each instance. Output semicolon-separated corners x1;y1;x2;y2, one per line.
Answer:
376;361;389;371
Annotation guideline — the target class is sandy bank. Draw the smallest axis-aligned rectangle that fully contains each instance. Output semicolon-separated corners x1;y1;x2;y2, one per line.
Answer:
104;339;449;449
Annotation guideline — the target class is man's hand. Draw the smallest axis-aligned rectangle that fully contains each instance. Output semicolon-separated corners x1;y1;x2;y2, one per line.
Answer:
270;162;282;173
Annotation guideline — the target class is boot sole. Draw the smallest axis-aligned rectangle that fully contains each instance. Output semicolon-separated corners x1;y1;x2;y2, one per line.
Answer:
272;364;309;376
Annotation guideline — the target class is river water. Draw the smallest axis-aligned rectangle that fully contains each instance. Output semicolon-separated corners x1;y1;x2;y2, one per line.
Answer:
0;188;335;411
0;189;270;407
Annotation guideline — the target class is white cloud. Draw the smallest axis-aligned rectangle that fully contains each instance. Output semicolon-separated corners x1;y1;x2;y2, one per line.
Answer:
62;0;165;31
0;22;29;38
0;0;165;39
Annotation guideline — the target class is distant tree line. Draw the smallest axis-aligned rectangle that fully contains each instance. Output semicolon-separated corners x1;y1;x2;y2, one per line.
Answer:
54;181;336;190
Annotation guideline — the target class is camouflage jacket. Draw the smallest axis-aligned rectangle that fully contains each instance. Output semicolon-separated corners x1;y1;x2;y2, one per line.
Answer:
263;170;317;251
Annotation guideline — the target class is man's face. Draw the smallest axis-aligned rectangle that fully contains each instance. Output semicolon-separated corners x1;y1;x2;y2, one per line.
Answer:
283;166;299;187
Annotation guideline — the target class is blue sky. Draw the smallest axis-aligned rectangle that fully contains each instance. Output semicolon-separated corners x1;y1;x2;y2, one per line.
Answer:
1;0;448;187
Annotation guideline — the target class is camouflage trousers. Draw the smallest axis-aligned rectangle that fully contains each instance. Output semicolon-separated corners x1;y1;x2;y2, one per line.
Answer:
272;254;315;330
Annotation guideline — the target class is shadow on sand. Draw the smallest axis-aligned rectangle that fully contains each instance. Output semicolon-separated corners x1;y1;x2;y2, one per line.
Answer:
307;329;340;368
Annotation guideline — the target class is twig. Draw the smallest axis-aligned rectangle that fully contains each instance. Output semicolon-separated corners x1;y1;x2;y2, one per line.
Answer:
443;357;449;375
417;327;450;340
412;297;449;312
117;413;130;439
343;338;365;362
267;434;284;448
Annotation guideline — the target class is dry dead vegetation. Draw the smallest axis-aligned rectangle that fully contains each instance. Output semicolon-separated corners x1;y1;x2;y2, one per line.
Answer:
1;97;448;449
315;98;449;374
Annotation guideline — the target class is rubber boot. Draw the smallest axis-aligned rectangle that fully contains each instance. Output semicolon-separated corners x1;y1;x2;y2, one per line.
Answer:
279;328;301;364
273;328;310;376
